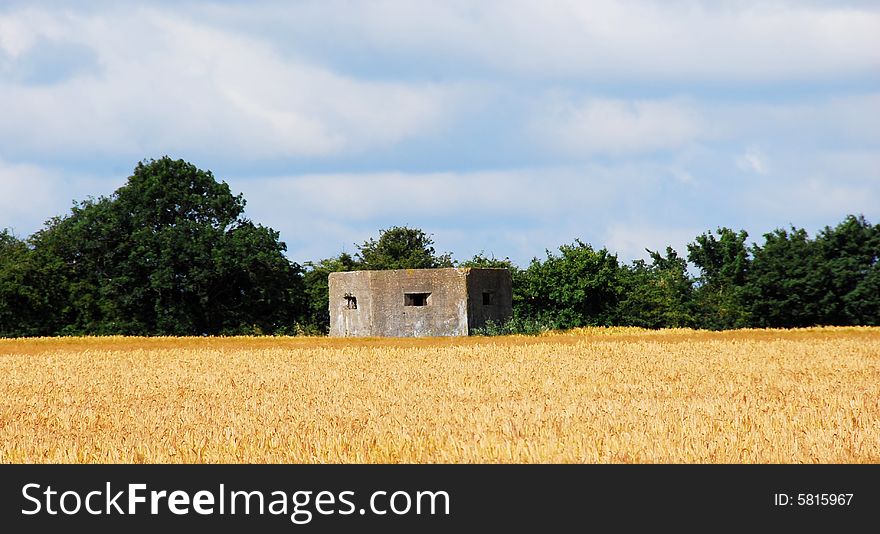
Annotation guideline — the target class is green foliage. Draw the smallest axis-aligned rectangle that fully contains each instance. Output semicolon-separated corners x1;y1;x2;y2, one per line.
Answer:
458;252;516;270
746;216;880;328
1;231;43;336
687;227;751;329
516;240;623;329
815;215;880;326
11;157;305;336
462;253;544;335
470;315;555;336
846;265;880;326
616;247;696;328
302;252;359;334
0;230;28;336
747;226;824;327
1;227;73;337
356;226;453;270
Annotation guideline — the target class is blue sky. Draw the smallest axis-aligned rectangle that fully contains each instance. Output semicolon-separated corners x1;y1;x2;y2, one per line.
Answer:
1;0;878;266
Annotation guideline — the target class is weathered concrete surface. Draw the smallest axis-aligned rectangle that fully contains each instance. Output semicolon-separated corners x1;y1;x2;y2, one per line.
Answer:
466;268;513;331
328;268;512;337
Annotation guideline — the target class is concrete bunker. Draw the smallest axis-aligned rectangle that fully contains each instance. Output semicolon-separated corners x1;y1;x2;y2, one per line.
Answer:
328;267;512;337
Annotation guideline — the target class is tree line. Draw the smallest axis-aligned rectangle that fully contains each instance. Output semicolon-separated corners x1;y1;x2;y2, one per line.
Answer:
1;157;878;337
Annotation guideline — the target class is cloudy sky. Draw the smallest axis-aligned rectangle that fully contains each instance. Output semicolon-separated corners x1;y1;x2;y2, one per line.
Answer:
1;0;878;266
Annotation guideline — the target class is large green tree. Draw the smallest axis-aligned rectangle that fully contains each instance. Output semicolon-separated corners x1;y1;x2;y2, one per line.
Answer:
687;227;751;329
616;247;696;328
746;215;879;327
517;240;623;329
747;226;824;327
0;231;30;336
815;215;880;325
355;226;453;270
1;228;73;337
24;157;305;335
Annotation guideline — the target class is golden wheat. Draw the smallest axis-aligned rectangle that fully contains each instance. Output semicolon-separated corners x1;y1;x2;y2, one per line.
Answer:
1;327;878;463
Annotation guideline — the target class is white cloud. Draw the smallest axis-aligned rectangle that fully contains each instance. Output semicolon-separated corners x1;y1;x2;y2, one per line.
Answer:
746;176;879;222
1;1;878;268
0;159;122;235
0;158;125;236
532;94;704;155
604;224;702;262
533;91;880;160
233;165;697;264
737;148;768;175
712;93;880;147
814;149;880;178
726;146;880;232
2;3;877;165
0;159;57;231
0;7;460;161
667;167;696;185
794;178;877;217
201;0;880;83
238;169;604;225
0;12;35;57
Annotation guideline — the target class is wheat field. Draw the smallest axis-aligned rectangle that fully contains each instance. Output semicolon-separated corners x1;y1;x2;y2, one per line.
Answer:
1;327;878;463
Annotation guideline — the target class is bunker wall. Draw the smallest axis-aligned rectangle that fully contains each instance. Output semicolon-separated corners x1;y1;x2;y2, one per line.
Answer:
466;268;513;330
329;269;471;337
